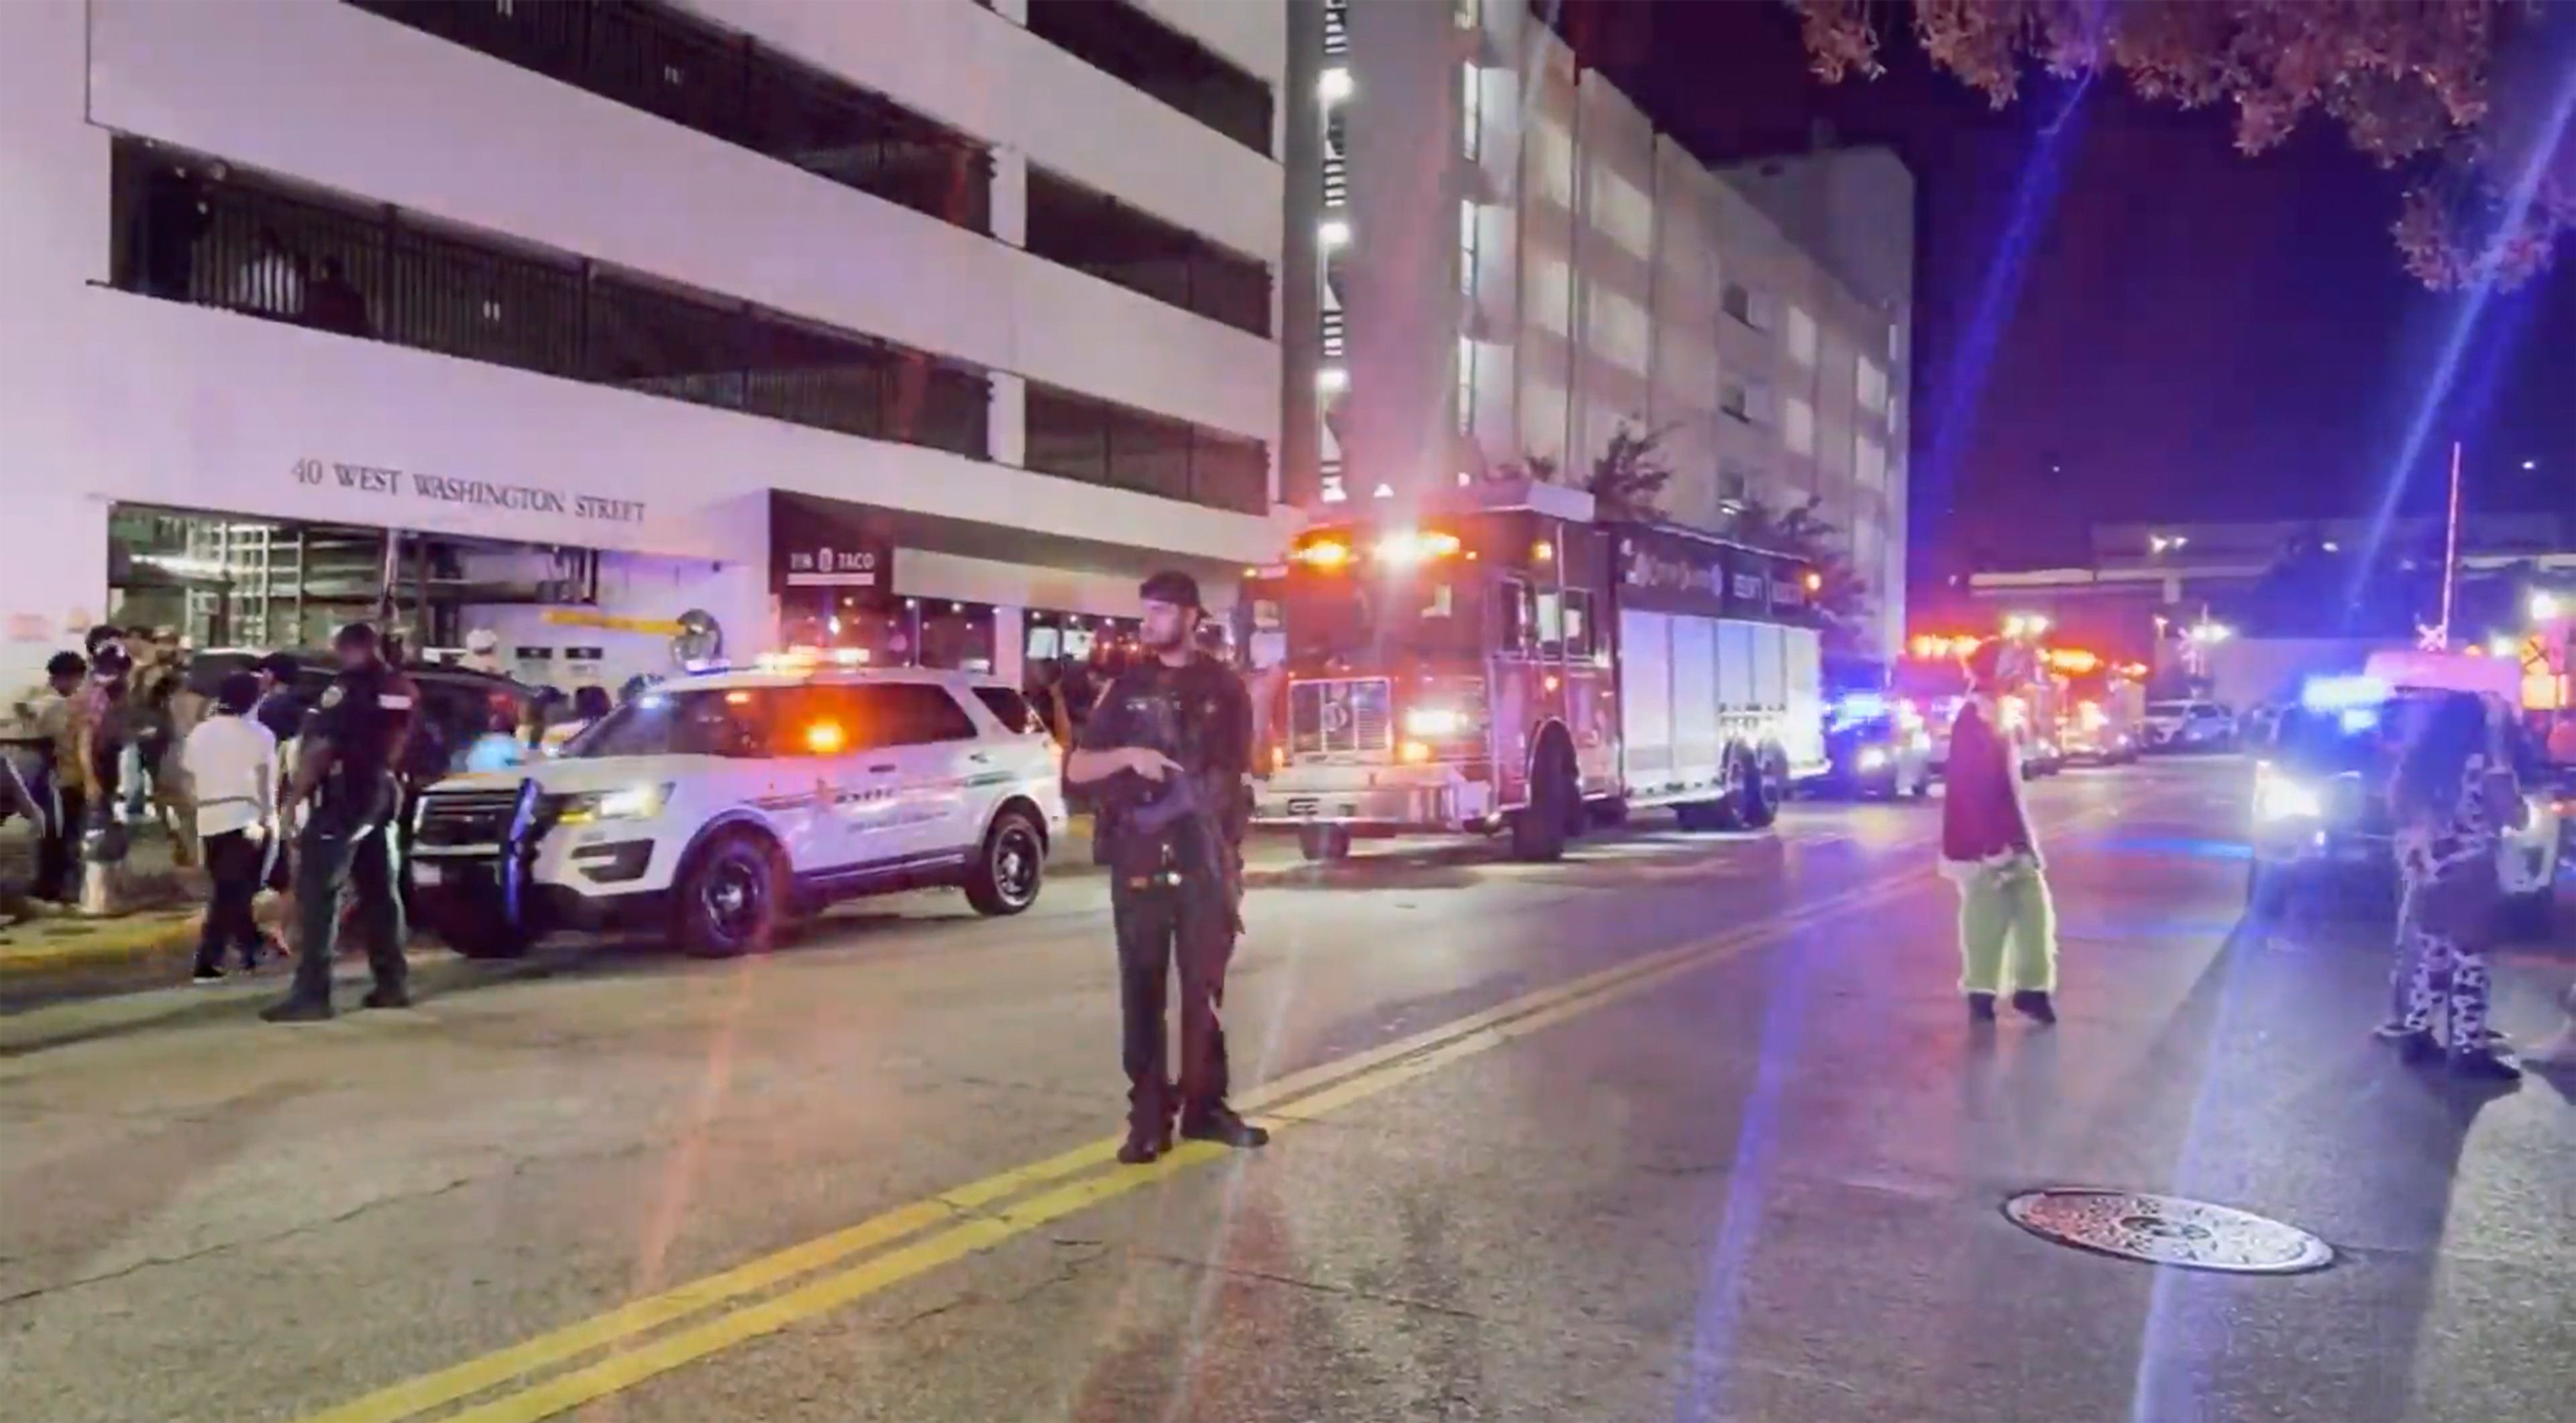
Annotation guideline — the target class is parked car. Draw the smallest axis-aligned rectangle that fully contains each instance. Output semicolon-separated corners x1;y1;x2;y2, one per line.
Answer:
2145;699;2236;752
407;662;1067;959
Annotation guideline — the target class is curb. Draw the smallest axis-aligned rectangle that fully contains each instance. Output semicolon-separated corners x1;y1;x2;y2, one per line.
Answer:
0;910;205;980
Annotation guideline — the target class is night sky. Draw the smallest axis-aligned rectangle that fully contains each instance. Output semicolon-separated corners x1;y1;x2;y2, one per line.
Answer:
1551;0;2575;582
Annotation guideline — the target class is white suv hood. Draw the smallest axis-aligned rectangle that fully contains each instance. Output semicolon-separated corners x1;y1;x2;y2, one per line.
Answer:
429;755;722;797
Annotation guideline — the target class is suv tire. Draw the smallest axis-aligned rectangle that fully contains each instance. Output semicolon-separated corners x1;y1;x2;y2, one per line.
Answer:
964;808;1046;916
676;830;784;958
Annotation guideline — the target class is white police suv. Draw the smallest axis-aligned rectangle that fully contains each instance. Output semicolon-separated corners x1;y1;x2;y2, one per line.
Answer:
408;660;1067;958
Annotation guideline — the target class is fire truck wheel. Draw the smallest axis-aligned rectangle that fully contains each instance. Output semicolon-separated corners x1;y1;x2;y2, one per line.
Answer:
1739;763;1780;830
1297;825;1352;862
1509;736;1575;861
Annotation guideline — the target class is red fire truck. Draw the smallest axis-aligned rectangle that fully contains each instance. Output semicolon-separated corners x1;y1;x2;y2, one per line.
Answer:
1246;480;1829;861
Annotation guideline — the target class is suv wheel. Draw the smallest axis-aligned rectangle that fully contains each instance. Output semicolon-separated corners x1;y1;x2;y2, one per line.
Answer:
965;808;1046;916
676;831;783;958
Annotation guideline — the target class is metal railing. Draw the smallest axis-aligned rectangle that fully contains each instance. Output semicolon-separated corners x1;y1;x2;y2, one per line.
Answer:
111;140;990;460
345;0;994;235
1024;169;1271;337
1024;0;1273;157
1023;383;1269;516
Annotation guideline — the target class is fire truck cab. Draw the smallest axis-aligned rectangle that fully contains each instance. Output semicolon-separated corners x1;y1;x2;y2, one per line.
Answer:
1248;480;1827;861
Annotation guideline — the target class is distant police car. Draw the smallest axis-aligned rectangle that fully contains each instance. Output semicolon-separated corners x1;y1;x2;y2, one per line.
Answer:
2247;654;2562;931
408;657;1067;959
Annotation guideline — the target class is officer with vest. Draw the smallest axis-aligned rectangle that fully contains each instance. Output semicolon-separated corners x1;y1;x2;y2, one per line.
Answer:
263;622;419;1023
1065;570;1267;1163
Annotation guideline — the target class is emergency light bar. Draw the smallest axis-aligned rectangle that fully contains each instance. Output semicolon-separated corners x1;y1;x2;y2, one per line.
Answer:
2299;674;2388;712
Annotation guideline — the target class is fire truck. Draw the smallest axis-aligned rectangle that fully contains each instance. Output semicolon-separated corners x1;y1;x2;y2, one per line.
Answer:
1245;480;1827;861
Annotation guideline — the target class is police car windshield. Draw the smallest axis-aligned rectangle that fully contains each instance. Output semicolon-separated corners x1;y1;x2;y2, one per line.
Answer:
565;688;774;759
2268;705;2403;774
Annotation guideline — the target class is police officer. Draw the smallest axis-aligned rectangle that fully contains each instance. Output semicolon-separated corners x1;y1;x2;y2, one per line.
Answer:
262;622;418;1023
1065;570;1267;1163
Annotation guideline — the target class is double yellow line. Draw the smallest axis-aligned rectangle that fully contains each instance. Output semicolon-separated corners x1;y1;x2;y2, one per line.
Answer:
299;861;1937;1423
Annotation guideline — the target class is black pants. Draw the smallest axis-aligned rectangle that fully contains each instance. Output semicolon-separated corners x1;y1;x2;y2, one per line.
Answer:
36;783;84;904
195;829;268;971
1112;867;1236;1132
288;812;407;1005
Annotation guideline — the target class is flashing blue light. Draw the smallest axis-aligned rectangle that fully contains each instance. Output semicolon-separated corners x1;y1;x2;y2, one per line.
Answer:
2336;708;2379;734
2300;674;2388;713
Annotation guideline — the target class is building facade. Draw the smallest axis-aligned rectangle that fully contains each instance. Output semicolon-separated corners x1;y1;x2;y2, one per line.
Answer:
1297;0;1914;657
0;0;1295;690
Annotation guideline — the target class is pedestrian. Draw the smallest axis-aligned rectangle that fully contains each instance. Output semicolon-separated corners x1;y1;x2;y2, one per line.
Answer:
252;651;307;745
2385;691;2523;1081
261;622;417;1023
15;651;89;904
183;671;278;982
456;628;507;678
464;707;525;773
1064;571;1268;1163
1940;638;2057;1024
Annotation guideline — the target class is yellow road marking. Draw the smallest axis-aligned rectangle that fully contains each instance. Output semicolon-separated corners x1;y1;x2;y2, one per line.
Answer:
294;859;1935;1423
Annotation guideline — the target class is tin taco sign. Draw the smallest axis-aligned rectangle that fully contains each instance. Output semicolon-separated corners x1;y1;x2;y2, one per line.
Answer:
293;458;646;524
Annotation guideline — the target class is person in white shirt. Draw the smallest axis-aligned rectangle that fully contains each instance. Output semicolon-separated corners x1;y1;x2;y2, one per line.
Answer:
183;671;278;982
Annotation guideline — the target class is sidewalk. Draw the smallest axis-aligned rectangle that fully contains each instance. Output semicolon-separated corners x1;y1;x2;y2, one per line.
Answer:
1;814;1147;1004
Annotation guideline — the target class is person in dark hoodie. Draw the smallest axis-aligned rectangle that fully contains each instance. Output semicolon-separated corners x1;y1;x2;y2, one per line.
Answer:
1939;638;2057;1025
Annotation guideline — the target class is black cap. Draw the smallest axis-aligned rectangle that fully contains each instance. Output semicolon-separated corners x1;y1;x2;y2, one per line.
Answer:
46;651;87;680
1139;570;1202;609
332;621;380;653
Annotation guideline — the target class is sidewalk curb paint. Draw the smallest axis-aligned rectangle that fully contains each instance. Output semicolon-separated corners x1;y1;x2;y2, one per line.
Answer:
0;912;204;978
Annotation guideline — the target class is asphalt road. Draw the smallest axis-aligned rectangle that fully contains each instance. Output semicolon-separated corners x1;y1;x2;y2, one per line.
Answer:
2;759;2569;1423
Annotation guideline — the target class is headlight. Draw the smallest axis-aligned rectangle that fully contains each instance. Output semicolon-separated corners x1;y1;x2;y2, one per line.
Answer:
1403;706;1474;738
2254;774;2322;821
1856;747;1890;771
551;783;672;825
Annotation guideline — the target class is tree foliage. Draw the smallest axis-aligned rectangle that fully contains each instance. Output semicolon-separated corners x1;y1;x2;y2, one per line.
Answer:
1728;493;1877;651
1794;0;2575;289
1585;423;1677;522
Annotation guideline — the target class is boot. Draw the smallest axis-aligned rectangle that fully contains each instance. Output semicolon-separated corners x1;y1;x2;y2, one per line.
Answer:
260;996;335;1024
2392;1029;2444;1067
360;984;412;1010
1179;1102;1269;1149
1966;992;1997;1023
2010;990;2057;1025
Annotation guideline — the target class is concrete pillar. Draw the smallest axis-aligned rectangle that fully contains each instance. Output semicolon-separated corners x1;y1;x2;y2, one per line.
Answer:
990;147;1027;247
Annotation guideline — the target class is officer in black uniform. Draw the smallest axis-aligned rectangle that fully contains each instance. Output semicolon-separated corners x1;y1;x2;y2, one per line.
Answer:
262;623;419;1023
1066;571;1268;1163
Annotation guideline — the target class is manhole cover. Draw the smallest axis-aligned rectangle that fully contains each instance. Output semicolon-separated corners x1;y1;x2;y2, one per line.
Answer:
2002;1189;2333;1274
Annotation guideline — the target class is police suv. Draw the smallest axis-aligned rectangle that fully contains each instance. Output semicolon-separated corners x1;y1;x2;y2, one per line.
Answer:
407;660;1067;958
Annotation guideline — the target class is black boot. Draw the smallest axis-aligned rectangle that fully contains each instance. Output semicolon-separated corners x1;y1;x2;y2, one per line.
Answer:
2010;990;2057;1025
1179;1103;1269;1149
361;984;412;1010
2393;1029;2444;1067
260;996;334;1024
1966;992;1998;1023
2450;1048;2522;1084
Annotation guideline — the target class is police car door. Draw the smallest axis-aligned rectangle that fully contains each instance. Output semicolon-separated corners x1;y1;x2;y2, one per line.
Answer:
790;685;900;873
869;683;986;863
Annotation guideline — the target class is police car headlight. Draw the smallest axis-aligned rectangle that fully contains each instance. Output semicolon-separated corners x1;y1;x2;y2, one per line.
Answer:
555;783;672;825
2253;772;2322;821
1856;747;1890;772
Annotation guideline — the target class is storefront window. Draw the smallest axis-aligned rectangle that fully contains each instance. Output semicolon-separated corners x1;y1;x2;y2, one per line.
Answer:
916;600;997;673
781;590;915;668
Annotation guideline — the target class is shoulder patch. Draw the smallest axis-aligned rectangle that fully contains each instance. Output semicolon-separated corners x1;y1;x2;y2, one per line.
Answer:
318;686;345;709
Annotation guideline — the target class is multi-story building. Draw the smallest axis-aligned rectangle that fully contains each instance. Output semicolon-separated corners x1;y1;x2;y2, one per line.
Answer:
0;0;1292;690
1291;0;1913;657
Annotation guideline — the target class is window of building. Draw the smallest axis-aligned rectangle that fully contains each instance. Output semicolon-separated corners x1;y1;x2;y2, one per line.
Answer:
1531;122;1576;208
1024;168;1271;336
1459;199;1480;300
1024;0;1273;156
1595;173;1654;259
110;138;990;459
1456;335;1477;433
1525;255;1572;336
1022;382;1269;515
1721;379;1750;423
1856;433;1887;489
1721;280;1762;329
1717;462;1760;507
1786;305;1818;367
347;0;995;235
1783;395;1815;456
1461;63;1483;162
1857;355;1888;413
1587;291;1650;376
1886;392;1902;437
